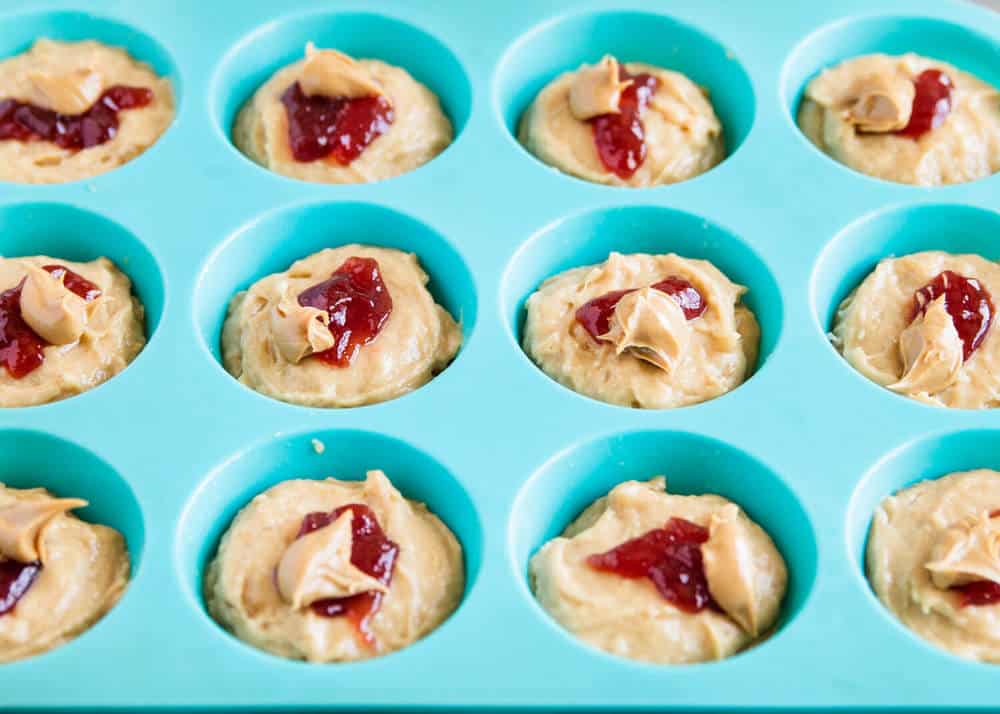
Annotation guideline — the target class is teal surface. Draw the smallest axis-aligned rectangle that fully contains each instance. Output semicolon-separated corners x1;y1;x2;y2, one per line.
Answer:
1;0;999;710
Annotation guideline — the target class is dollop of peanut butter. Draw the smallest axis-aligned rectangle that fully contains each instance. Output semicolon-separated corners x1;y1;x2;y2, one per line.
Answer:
20;264;90;345
27;67;104;115
845;72;915;133
702;504;762;636
569;55;632;121
925;510;1000;589
601;287;690;373
275;508;387;609
889;297;962;395
0;494;88;562
269;295;336;364
300;43;383;99
808;57;916;134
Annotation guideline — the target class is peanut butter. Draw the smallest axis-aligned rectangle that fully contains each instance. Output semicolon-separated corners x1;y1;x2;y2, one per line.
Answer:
568;55;631;120
601;287;690;373
269;295;336;364
300;43;383;99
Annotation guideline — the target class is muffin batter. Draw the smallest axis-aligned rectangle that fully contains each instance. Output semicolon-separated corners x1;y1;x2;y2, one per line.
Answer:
0;39;174;184
221;245;461;408
530;477;787;664
869;469;1000;662
523;251;759;408
234;44;452;183
0;256;146;408
205;470;464;663
798;53;1000;186
518;55;724;187
0;484;130;663
832;251;1000;408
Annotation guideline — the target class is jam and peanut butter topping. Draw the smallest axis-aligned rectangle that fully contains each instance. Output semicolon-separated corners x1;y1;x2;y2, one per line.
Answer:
890;271;993;396
911;271;992;361
0;265;101;379
294;257;393;367
574;277;706;373
0;67;152;150
281;45;394;164
277;504;399;646
837;65;953;140
569;56;659;179
576;277;706;342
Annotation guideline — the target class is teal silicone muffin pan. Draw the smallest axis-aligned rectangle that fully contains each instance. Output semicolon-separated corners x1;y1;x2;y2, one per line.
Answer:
2;0;1000;710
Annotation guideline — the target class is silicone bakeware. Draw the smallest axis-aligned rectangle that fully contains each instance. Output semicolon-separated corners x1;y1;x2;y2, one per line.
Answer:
2;0;1000;710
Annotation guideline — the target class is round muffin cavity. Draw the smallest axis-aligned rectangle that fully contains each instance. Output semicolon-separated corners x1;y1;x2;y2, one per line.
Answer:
797;53;1000;186
518;55;724;187
868;469;1000;662
530;477;787;664
832;250;1000;408
234;44;452;183
522;251;759;408
0;255;146;408
221;244;461;408
0;39;174;184
0;484;130;663
204;469;464;663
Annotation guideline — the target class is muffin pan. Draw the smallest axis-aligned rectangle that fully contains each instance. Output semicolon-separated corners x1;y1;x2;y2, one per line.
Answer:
2;0;1000;709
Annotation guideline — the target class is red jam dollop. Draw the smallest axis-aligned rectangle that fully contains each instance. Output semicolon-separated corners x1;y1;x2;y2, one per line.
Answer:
575;276;706;342
294;503;399;645
587;517;718;614
590;66;659;179
911;270;993;361
955;580;1000;608
280;81;394;164
896;69;953;140
0;265;101;379
297;257;393;367
0;86;153;151
0;559;41;616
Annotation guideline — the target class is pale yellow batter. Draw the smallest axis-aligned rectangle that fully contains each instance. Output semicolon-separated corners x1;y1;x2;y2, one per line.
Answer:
0;484;129;663
523;252;758;408
531;477;787;664
0;256;146;408
869;469;1000;662
519;55;724;187
205;470;464;663
0;39;173;184
832;251;1000;408
798;53;1000;186
234;44;452;183
221;245;461;408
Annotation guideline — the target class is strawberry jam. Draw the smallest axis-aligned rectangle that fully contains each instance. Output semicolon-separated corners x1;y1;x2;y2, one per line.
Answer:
280;81;394;164
297;257;393;367
896;69;953;139
587;517;718;613
0;559;41;616
42;265;101;301
590;66;658;179
0;280;44;379
0;265;101;379
575;276;706;342
954;580;1000;608
911;270;993;361
294;504;399;645
0;86;153;151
